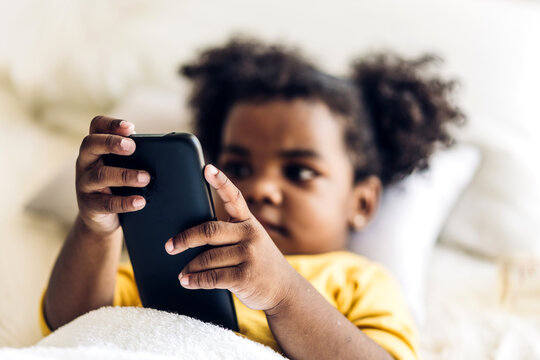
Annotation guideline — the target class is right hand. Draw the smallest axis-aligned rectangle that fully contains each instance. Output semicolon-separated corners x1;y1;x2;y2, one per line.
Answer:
75;116;150;236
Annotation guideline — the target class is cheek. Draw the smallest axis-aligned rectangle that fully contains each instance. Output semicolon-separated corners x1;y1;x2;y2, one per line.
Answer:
286;184;350;233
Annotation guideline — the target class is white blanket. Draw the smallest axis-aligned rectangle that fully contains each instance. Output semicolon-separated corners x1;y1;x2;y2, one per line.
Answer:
0;307;285;360
420;246;540;360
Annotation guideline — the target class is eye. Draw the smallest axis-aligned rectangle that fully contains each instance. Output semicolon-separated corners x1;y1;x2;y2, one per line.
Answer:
222;161;252;180
283;164;319;182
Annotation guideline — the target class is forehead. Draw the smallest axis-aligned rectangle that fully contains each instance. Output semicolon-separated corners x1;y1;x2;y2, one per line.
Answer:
222;99;347;156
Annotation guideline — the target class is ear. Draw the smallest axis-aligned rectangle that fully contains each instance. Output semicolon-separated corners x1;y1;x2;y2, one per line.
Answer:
347;175;382;231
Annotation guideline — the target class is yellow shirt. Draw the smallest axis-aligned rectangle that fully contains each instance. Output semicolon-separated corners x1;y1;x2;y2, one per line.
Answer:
40;251;417;360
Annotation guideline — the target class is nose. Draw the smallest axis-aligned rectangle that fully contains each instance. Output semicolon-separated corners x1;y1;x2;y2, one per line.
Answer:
244;172;283;207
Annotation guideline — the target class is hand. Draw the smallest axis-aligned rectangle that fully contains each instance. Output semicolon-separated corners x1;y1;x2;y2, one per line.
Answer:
75;116;150;236
164;164;297;312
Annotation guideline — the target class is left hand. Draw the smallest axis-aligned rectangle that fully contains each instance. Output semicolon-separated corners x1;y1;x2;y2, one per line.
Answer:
164;164;297;312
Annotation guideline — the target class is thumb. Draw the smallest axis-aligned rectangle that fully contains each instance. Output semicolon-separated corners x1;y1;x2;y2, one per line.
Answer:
204;164;251;223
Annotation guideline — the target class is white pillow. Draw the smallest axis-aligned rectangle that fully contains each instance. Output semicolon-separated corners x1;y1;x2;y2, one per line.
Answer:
348;145;481;327
440;114;540;259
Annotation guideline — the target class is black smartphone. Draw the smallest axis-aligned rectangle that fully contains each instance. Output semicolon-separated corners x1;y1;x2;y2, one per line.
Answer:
102;132;238;331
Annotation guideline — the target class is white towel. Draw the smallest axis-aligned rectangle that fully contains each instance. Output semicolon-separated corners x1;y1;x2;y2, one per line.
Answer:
0;307;286;360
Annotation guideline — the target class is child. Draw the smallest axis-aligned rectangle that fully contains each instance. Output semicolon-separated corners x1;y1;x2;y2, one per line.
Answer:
41;38;463;360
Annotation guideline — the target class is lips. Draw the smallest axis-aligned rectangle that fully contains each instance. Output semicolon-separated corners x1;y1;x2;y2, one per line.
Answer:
252;211;288;236
259;220;287;235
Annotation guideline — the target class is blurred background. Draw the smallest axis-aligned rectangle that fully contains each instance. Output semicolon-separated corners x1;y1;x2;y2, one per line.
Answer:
0;0;539;358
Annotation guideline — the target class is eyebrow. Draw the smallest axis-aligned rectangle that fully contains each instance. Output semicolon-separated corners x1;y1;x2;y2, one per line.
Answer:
221;145;321;159
278;149;321;159
221;145;250;156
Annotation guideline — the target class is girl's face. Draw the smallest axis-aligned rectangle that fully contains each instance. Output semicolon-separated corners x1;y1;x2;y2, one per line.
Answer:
216;99;378;255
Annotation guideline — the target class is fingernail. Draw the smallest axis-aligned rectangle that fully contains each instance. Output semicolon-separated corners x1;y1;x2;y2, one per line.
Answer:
137;172;150;183
119;121;134;129
180;275;189;286
165;239;174;253
120;138;135;151
133;198;145;208
207;164;218;176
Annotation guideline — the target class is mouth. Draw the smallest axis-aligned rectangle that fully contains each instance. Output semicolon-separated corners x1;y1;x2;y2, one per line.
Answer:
258;220;288;237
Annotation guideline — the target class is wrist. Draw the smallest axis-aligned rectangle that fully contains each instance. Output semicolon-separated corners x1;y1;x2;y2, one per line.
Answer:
75;214;122;243
264;269;304;318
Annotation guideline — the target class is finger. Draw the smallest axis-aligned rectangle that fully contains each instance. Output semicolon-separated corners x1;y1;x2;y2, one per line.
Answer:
77;134;136;170
79;166;150;192
182;244;245;274
89;115;135;136
165;220;243;254
204;164;251;222
79;192;146;214
179;266;245;290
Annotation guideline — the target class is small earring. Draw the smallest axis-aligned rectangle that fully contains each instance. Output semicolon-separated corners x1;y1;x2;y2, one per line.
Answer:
352;215;366;230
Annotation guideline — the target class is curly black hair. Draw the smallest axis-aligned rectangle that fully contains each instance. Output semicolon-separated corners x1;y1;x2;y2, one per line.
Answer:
180;37;464;186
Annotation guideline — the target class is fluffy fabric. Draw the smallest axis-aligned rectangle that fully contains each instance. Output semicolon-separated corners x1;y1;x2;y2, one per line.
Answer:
0;347;176;360
0;307;285;360
420;246;540;359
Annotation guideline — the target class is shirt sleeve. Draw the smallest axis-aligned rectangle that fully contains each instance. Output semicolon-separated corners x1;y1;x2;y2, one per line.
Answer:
38;263;141;337
338;263;419;360
38;289;52;336
113;262;141;307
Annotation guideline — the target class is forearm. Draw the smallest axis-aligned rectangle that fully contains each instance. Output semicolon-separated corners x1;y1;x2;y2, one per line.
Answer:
44;214;123;330
265;274;393;360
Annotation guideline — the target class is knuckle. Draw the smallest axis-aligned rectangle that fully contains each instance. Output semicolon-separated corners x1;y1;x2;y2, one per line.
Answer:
76;174;91;193
205;270;219;287
233;265;245;281
80;135;91;152
105;135;115;150
190;274;199;287
75;159;83;175
240;222;255;238
191;274;202;287
109;119;121;132
121;169;130;184
217;176;229;190
77;193;89;210
231;265;247;282
175;231;189;248
120;198;129;213
90;115;103;130
92;166;106;185
103;197;114;213
75;175;82;190
200;221;219;238
198;250;215;268
233;188;242;202
239;240;254;260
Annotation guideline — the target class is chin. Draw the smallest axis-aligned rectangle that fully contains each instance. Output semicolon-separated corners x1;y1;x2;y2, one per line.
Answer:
274;240;343;256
